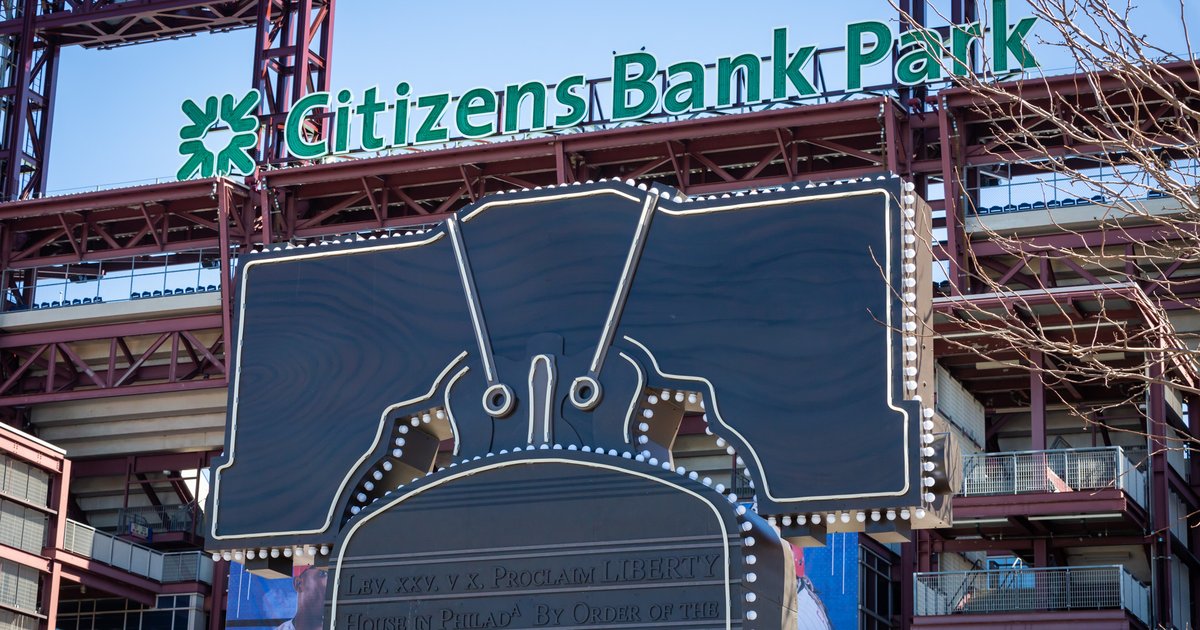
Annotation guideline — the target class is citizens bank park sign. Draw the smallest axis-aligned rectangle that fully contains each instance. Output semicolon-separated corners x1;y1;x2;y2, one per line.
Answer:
177;0;1036;180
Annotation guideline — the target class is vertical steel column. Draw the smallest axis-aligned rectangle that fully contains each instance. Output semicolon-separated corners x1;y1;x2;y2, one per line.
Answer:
1032;538;1048;567
218;181;234;353
253;0;335;165
42;458;69;630
554;140;569;184
1029;350;1047;451
883;100;899;175
0;0;59;201
1186;393;1200;630
951;0;978;30
896;0;926;107
938;98;967;294
207;560;229;630
1148;373;1174;628
899;539;915;629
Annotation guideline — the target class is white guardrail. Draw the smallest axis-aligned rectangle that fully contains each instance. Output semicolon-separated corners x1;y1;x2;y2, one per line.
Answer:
914;565;1150;626
960;446;1147;508
63;519;212;584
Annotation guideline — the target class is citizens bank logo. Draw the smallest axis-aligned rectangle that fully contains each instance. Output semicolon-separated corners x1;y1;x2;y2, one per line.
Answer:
177;89;261;181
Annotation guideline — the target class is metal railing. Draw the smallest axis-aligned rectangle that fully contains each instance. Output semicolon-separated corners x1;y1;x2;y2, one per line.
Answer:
730;468;753;498
115;503;201;536
914;565;1150;626
62;519;212;584
0;248;225;312
960;447;1147;508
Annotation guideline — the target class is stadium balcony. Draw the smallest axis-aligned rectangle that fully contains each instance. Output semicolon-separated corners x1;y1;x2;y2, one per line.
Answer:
929;281;1192;629
964;191;1189;237
61;519;213;591
940;446;1150;564
959;445;1146;508
1;285;220;332
912;564;1150;629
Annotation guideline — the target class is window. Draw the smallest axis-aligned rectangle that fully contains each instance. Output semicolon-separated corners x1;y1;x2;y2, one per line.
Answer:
58;594;204;630
859;544;898;630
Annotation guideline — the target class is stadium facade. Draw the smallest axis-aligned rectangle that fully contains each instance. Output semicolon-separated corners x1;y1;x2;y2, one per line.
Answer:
0;1;1192;629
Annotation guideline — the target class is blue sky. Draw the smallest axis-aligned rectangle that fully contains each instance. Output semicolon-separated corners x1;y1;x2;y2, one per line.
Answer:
46;0;1198;193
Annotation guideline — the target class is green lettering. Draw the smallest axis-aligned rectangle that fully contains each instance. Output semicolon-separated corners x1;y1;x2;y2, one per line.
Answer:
392;82;411;146
951;22;983;76
664;61;704;114
992;0;1038;72
332;89;352;154
457;87;497;139
284;91;329;160
612;52;658;121
414;92;450;144
554;74;588;127
846;21;892;92
503;82;548;134
896;29;944;85
773;27;816;97
355;86;387;151
717;53;760;106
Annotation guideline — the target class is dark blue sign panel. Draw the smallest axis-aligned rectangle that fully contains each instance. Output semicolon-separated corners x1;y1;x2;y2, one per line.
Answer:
208;176;937;553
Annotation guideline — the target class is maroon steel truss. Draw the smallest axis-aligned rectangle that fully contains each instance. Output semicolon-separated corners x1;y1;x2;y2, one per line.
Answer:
253;0;333;164
2;2;259;48
0;178;245;406
0;0;330;202
0;313;226;405
0;0;59;202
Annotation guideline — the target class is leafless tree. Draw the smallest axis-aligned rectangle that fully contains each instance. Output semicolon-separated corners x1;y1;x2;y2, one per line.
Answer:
894;1;1200;478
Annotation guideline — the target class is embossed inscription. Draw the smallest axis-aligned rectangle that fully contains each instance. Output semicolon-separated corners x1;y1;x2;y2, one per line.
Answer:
335;547;728;629
331;460;743;629
341;552;722;596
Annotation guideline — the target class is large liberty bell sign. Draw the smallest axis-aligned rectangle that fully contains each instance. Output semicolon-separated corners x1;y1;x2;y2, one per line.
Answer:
207;176;951;629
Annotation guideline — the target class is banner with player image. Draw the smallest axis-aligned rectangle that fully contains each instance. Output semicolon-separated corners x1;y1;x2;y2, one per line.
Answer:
225;562;327;630
794;533;861;630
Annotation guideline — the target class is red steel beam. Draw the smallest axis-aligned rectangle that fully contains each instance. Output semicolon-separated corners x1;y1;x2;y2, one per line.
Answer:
939;58;1200;108
952;488;1140;520
0;178;246;221
0;377;226;406
0;179;251;269
0;1;259;48
73;451;216;478
0;313;221;348
0;422;66;473
262;98;889;188
53;549;157;605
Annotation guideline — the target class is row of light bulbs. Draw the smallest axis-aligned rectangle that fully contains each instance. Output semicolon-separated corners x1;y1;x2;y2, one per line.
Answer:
897;179;941;512
211;545;328;563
